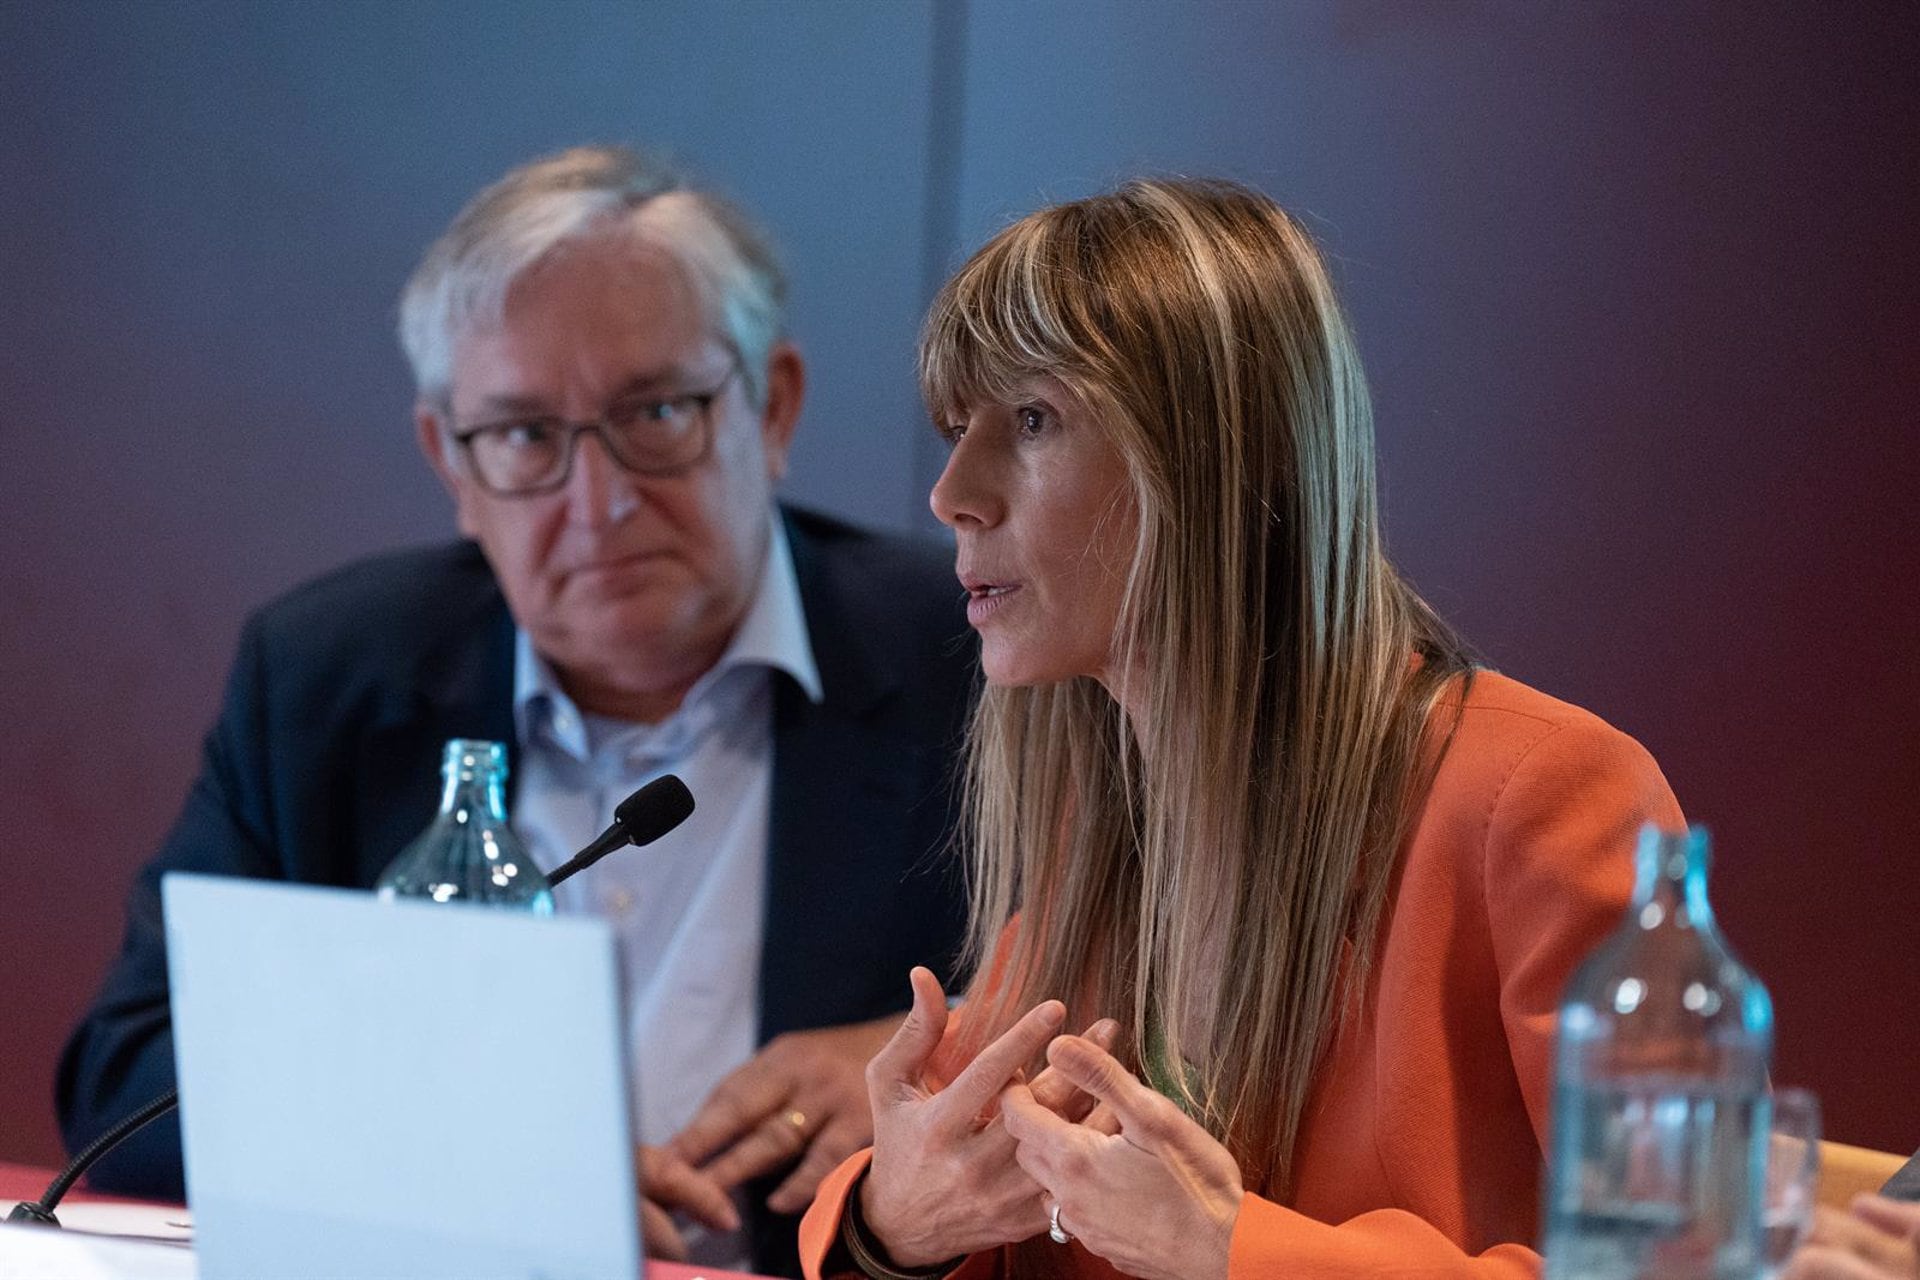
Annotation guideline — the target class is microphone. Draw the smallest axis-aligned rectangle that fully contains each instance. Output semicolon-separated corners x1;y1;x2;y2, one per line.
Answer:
7;774;694;1229
544;773;695;888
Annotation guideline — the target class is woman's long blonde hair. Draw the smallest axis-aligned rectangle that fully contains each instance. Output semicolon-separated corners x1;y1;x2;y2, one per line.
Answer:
923;178;1473;1197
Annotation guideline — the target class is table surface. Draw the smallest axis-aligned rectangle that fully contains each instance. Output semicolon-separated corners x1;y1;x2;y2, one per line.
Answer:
0;1159;767;1280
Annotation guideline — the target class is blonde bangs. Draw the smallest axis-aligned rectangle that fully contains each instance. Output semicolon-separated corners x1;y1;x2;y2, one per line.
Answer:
918;206;1123;426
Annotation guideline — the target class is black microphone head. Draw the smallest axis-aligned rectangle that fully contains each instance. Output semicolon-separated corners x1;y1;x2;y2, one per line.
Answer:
614;774;695;847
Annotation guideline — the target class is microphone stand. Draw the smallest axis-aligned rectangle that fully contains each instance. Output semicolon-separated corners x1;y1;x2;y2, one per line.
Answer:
8;1090;179;1226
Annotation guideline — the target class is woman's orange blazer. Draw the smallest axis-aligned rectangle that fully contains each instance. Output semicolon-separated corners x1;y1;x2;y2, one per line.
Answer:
801;670;1685;1279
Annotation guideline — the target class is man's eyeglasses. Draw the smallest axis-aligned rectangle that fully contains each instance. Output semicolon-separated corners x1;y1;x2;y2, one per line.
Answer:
449;366;739;497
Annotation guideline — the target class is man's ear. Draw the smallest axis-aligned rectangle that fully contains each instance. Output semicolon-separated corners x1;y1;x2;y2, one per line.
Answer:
416;402;479;538
757;341;806;484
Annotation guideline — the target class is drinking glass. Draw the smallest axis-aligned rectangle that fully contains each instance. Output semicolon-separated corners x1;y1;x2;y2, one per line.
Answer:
1763;1087;1822;1275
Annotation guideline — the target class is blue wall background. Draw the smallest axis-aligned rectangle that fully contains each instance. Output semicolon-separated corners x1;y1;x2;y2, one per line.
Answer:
4;0;1916;1171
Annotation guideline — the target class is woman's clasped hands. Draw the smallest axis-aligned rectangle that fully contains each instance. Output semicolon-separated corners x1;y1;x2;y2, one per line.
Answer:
858;967;1245;1280
1000;1033;1245;1280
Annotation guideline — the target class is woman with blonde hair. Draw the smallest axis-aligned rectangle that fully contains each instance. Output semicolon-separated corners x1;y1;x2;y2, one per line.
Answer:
800;177;1682;1279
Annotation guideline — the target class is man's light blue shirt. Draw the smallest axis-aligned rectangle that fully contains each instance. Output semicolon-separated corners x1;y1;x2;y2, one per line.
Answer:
509;515;821;1261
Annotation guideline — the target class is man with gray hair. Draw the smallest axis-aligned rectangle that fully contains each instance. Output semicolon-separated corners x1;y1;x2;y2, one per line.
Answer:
57;146;974;1276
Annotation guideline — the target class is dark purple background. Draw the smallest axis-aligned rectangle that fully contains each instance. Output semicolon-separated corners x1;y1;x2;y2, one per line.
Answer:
3;1;1915;1174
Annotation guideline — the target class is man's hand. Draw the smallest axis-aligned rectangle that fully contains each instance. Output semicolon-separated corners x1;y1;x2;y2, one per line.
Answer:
637;1144;739;1262
1786;1196;1920;1280
670;1013;903;1214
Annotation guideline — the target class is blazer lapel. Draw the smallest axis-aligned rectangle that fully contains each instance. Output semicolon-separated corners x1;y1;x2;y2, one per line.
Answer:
350;579;518;887
759;516;924;1039
761;679;924;1038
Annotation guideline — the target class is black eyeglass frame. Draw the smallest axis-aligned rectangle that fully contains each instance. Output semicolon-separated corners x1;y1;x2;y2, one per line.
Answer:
447;364;741;497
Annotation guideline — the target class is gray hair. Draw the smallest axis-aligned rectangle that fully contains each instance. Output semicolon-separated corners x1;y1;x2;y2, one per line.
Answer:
397;145;788;407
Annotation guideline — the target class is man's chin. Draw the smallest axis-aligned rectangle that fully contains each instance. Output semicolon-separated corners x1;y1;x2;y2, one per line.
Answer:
563;554;676;601
532;596;718;659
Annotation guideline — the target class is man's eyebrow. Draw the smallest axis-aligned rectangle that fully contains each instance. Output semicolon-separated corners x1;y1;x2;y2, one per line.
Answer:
469;392;552;417
468;370;696;417
604;369;700;400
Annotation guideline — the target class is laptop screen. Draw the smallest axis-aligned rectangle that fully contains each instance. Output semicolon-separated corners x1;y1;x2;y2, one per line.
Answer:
164;874;640;1280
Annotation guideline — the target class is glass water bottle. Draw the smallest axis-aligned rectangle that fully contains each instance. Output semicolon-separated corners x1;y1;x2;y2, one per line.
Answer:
375;738;554;913
1542;824;1774;1280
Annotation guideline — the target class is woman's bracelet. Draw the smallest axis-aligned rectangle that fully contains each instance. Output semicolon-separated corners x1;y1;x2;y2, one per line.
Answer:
839;1171;964;1280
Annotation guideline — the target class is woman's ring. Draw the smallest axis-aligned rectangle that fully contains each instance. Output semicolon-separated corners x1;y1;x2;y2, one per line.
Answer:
1048;1202;1071;1245
783;1108;809;1135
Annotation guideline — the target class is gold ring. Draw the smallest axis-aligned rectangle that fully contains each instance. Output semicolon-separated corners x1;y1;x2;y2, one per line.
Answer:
783;1108;809;1133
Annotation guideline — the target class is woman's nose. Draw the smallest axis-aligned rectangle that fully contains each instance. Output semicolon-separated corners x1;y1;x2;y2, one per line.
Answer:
929;426;1003;530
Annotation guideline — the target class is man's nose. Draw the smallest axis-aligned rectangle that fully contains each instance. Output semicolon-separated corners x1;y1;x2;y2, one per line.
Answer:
564;430;640;528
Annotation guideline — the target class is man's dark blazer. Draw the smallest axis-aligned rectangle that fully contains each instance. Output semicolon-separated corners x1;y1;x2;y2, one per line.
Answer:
56;505;977;1277
1886;1149;1920;1201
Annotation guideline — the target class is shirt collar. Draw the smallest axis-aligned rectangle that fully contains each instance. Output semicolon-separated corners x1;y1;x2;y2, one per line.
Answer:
716;513;823;705
512;512;823;746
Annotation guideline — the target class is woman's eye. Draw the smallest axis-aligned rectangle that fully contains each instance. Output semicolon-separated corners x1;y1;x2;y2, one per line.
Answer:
1016;406;1049;436
937;421;967;446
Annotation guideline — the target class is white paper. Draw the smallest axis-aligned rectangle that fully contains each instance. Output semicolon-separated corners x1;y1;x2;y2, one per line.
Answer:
46;1203;190;1243
0;1220;195;1280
